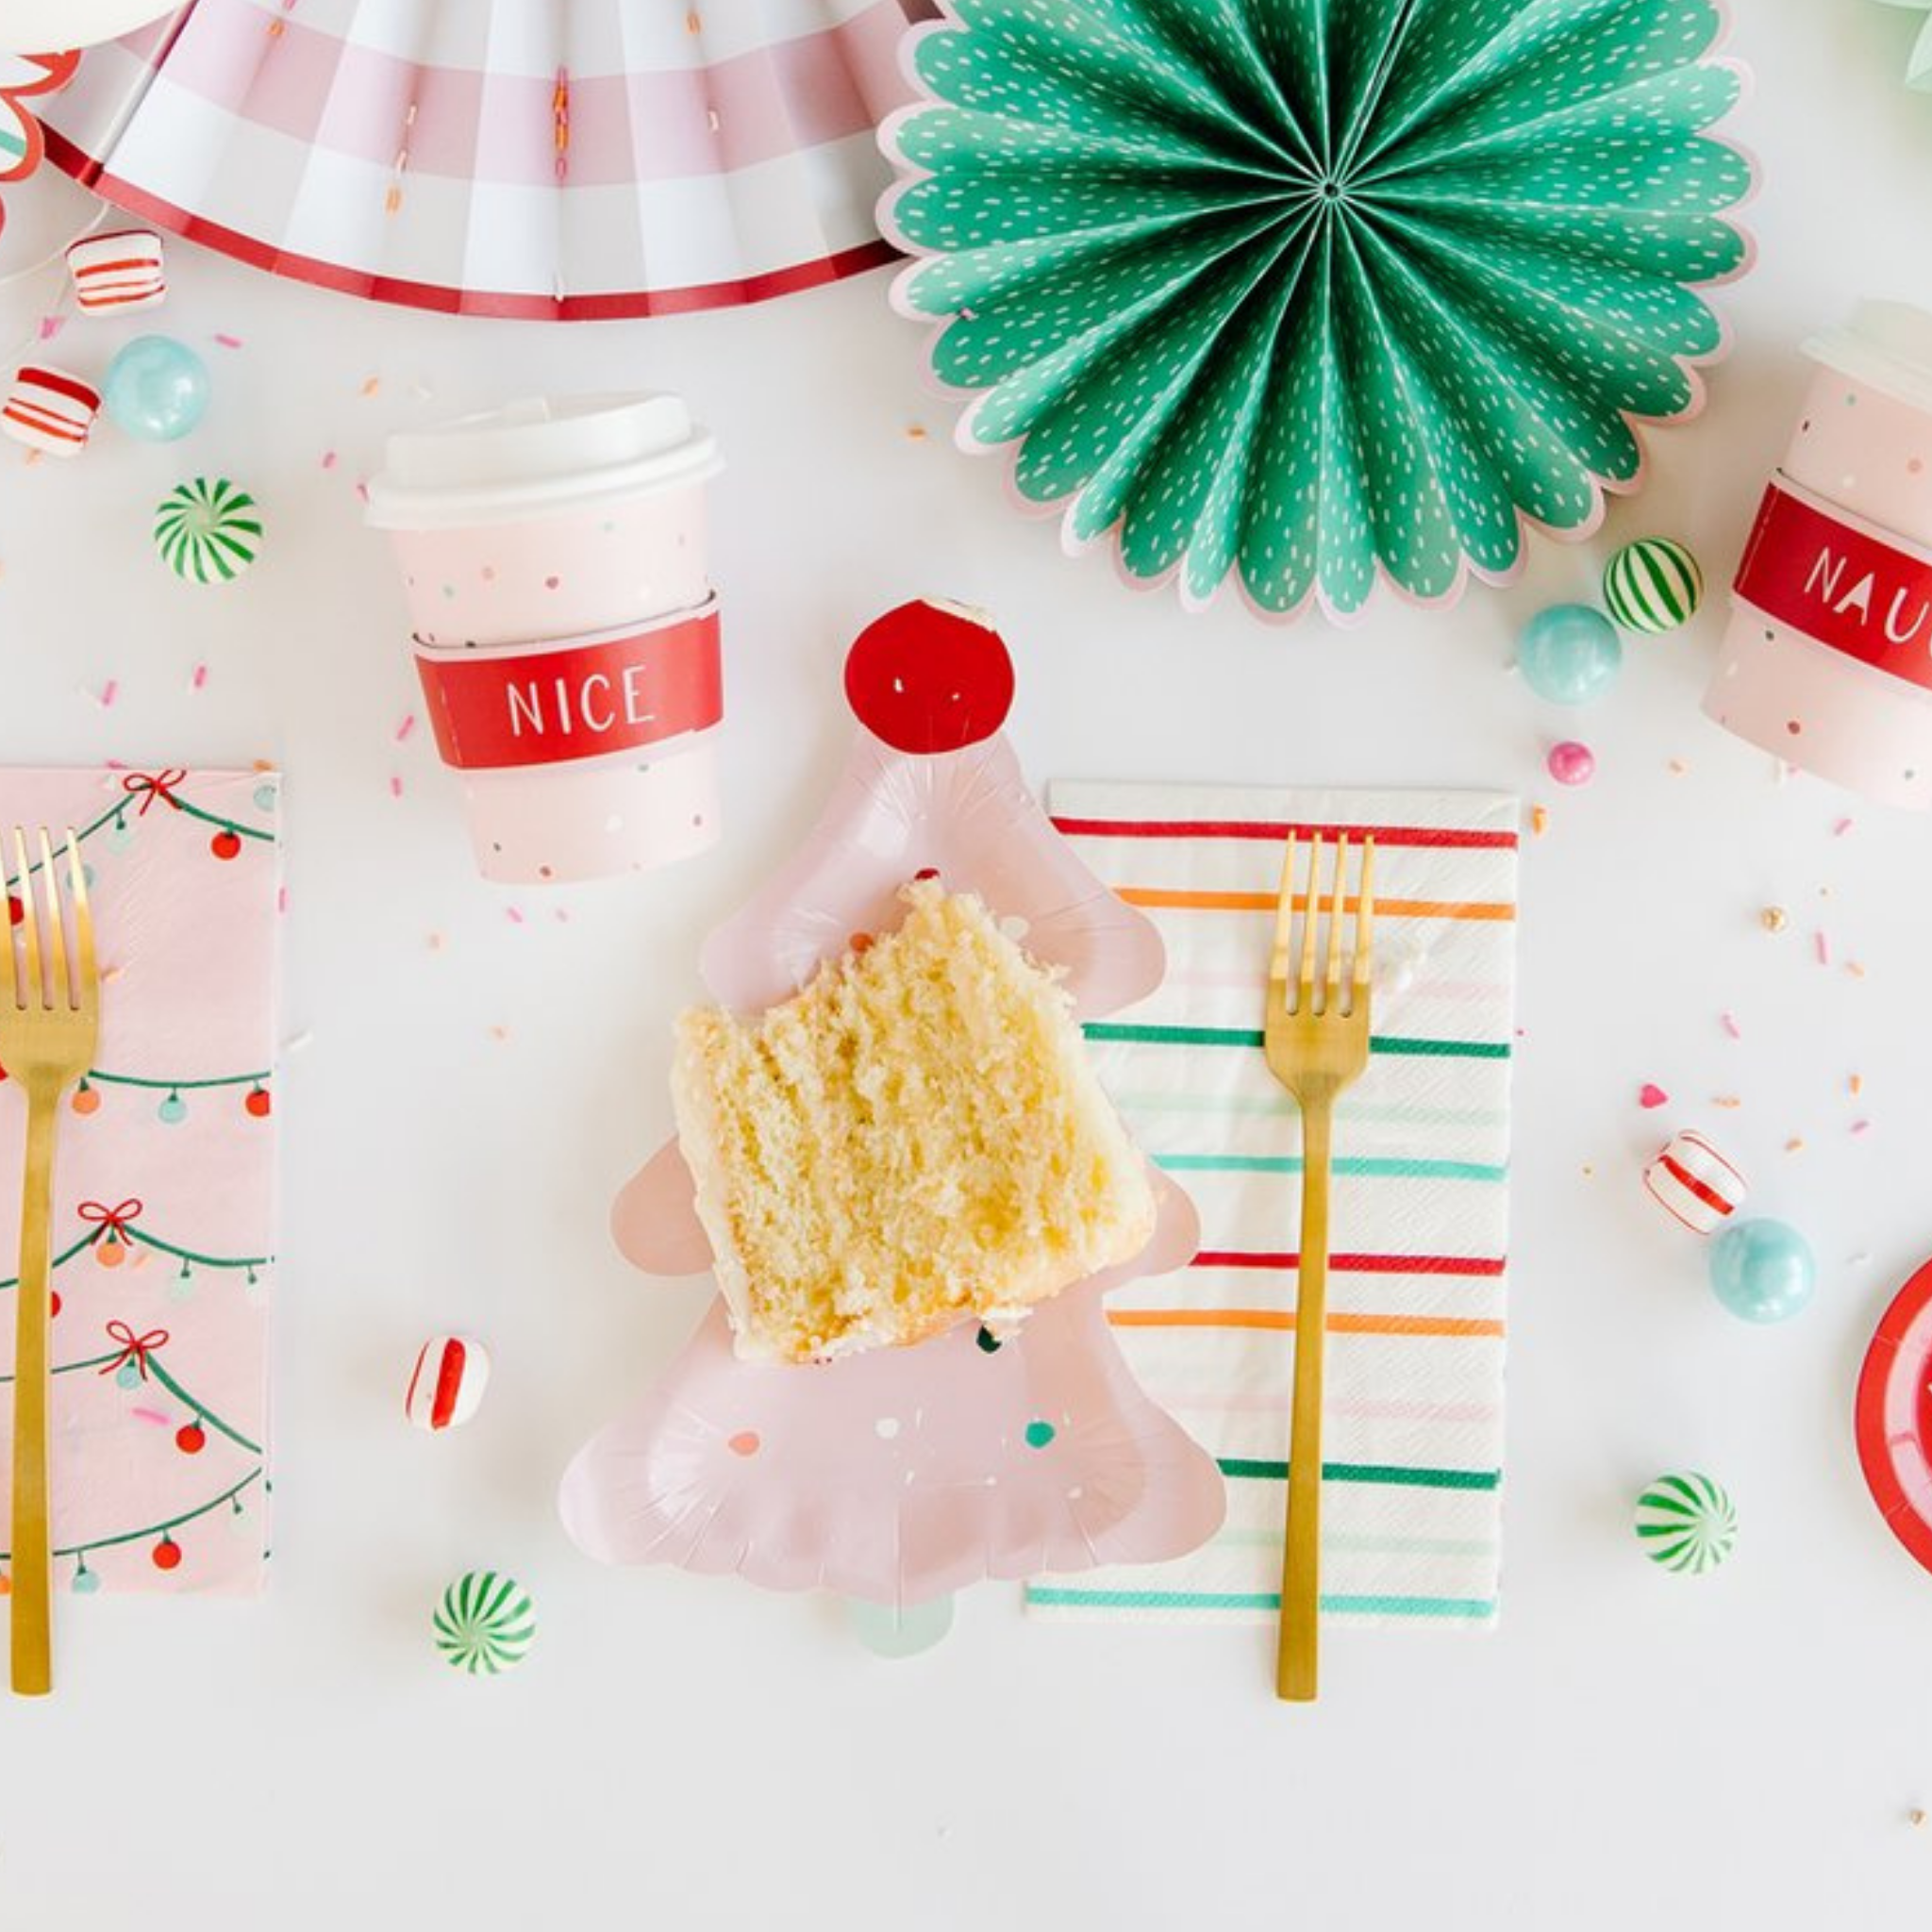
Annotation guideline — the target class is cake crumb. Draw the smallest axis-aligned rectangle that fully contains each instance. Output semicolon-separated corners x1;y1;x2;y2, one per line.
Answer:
1530;804;1549;837
360;375;381;397
1785;1138;1805;1155
1760;906;1788;933
1713;1095;1742;1109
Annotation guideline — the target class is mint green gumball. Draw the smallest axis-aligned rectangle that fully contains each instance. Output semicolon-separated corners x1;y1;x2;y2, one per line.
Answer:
103;336;209;442
1709;1219;1815;1324
846;1592;953;1658
1518;605;1624;705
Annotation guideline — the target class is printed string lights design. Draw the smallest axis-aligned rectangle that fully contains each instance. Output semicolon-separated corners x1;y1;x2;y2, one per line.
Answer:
0;1307;269;1589
882;0;1755;620
2;773;275;1116
0;1200;271;1298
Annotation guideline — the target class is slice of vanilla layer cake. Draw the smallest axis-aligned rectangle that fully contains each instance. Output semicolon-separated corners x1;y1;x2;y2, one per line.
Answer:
674;879;1156;1363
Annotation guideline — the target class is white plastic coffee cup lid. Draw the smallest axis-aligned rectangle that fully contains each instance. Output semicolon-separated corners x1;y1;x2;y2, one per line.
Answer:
1806;302;1932;417
365;392;721;530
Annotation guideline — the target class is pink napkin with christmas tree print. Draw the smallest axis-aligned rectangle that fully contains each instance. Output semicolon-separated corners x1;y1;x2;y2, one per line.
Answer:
0;769;278;1597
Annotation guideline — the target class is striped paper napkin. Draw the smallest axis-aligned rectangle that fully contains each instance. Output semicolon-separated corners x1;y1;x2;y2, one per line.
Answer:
1026;783;1519;1629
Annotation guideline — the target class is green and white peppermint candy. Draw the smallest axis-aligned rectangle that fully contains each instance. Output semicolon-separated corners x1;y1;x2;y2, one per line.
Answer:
433;1570;536;1675
1603;537;1704;633
1634;1472;1737;1574
153;475;263;585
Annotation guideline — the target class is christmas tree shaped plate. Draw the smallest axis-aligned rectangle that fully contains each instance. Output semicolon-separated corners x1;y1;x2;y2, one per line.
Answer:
880;0;1757;622
558;602;1224;1607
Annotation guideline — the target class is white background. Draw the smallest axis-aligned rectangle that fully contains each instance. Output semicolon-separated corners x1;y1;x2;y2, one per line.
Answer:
2;3;1932;1926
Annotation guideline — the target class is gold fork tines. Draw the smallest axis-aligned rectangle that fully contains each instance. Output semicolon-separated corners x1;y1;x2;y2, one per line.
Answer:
1263;830;1374;1704
0;827;99;1696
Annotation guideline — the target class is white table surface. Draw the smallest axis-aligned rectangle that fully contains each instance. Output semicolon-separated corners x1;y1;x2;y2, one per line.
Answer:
3;5;1932;1925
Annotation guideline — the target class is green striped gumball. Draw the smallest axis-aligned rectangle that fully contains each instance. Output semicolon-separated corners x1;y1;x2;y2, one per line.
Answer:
1633;1472;1737;1574
1602;537;1704;633
433;1570;536;1675
153;476;264;585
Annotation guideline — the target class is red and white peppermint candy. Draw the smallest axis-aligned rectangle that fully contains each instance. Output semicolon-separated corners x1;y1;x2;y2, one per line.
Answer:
67;227;167;313
2;363;100;456
405;1334;491;1432
1644;1130;1748;1235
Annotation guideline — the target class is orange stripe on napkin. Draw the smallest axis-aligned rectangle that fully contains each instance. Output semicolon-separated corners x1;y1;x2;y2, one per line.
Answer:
1108;1309;1506;1339
1116;888;1514;922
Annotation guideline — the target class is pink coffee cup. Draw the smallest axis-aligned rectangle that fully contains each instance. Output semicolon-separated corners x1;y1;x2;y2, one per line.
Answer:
366;392;723;882
1707;302;1932;809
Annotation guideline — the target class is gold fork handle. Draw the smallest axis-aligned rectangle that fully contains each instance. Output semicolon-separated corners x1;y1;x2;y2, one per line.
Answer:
10;1080;58;1696
1277;1090;1333;1703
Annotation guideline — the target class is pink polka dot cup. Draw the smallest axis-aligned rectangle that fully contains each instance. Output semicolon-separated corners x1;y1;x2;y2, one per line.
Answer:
366;393;723;882
1708;303;1932;809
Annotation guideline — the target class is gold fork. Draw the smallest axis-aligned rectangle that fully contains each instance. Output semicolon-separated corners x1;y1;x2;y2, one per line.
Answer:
0;829;97;1696
1265;831;1374;1704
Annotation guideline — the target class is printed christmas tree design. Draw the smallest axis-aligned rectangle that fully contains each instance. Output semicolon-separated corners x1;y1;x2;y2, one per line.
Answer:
560;604;1224;1606
0;770;277;1596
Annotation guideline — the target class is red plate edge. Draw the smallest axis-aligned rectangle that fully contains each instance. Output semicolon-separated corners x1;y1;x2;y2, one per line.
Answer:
1854;1254;1932;1574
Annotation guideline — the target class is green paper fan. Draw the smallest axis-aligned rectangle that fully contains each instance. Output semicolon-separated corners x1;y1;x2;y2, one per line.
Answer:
881;0;1757;623
1874;0;1932;90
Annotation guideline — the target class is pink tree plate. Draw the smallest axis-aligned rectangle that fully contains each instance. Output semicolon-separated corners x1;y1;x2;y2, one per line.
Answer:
558;601;1225;1607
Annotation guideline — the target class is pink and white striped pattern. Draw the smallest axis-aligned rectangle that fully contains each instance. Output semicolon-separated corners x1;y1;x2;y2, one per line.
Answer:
67;226;168;312
2;364;101;456
38;0;936;321
1643;1129;1748;1235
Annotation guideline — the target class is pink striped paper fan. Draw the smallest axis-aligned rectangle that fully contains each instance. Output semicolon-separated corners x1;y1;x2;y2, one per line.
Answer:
38;0;933;319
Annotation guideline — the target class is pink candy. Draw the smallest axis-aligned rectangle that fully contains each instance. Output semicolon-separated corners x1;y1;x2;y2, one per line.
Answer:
1547;740;1595;786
